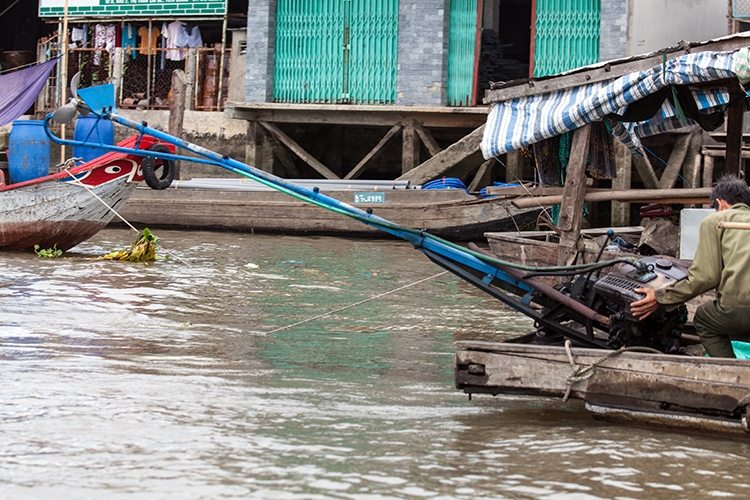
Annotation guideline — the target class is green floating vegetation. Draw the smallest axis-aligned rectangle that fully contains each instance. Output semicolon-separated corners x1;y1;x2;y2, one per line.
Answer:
34;244;63;258
98;227;160;262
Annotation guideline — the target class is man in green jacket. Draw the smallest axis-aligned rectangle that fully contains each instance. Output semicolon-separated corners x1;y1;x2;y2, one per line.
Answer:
630;175;750;357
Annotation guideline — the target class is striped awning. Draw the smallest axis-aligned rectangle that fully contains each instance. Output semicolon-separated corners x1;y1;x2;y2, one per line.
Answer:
480;50;746;158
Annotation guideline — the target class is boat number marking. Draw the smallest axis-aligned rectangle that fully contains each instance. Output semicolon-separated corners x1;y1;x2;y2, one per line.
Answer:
353;192;385;204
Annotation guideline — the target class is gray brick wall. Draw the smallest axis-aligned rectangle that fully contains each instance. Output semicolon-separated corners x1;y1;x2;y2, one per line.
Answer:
245;0;276;102
396;0;450;106
600;0;628;62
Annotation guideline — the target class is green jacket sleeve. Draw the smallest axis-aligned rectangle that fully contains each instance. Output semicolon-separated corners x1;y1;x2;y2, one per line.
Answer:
655;215;722;305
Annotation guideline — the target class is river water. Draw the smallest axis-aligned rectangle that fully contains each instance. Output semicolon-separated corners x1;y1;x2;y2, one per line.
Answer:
1;228;748;499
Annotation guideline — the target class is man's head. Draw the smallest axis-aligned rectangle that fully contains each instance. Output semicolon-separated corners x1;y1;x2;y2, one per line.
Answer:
710;174;750;210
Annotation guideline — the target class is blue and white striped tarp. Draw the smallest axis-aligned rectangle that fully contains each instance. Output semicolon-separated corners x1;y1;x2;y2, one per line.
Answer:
481;50;744;158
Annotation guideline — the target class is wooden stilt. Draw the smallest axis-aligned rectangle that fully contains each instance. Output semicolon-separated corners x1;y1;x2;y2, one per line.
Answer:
344;123;402;180
467;158;496;192
414;122;442;157
725;78;745;177
397;125;485;184
245;120;274;173
168;70;186;179
505;149;523;184
259;121;340;179
557;124;592;267
402;120;420;175
611;140;632;227
658;132;692;189
632;153;660;189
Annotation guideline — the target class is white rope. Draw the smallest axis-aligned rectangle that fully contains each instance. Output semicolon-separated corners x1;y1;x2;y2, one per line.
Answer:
562;339;662;402
264;270;450;335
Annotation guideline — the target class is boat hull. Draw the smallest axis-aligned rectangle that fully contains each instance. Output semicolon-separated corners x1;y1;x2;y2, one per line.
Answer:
0;134;169;251
118;186;541;240
0;179;137;251
455;341;750;435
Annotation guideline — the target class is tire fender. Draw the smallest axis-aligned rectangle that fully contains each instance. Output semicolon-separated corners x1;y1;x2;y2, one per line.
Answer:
142;144;175;190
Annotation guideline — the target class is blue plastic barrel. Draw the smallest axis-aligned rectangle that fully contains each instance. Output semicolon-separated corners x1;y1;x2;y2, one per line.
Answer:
8;120;50;184
73;114;115;162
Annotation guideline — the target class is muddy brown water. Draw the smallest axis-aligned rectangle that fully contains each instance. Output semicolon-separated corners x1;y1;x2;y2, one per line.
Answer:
1;228;748;499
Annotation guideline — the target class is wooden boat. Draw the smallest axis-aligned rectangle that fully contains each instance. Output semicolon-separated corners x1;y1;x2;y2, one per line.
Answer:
447;34;750;435
455;341;750;435
0;134;171;251
485;227;643;268
117;179;541;240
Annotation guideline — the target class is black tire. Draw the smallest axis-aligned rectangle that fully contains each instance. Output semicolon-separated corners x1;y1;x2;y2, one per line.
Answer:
142;144;175;190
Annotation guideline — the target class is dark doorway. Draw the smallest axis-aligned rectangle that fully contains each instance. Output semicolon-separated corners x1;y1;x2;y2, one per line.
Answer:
476;0;532;103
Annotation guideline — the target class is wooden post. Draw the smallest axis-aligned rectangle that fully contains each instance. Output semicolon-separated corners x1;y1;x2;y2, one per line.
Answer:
683;129;703;189
344;123;402;180
245;120;274;173
168;70;187;179
611;140;631;227
505;149;523;183
467;158;496;192
185;48;197;111
557;124;592;267
402;120;419;175
658;132;692;189
414;122;442;157
725;78;745;177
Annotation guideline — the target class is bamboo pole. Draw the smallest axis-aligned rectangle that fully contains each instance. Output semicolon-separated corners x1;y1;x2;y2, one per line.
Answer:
60;0;69;160
511;187;712;209
718;221;750;230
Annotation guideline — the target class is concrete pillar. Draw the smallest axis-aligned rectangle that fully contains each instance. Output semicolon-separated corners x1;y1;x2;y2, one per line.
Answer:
245;0;276;102
396;0;450;106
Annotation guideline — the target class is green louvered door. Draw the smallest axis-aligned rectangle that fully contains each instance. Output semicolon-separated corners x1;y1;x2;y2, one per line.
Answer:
447;0;480;107
274;0;398;104
533;0;600;78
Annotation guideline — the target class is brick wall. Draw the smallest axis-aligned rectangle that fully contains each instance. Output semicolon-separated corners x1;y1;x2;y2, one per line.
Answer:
599;0;628;62
396;0;450;106
244;0;276;102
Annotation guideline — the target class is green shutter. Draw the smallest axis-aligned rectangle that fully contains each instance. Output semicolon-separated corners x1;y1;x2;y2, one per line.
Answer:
447;0;479;107
274;0;398;104
533;0;600;78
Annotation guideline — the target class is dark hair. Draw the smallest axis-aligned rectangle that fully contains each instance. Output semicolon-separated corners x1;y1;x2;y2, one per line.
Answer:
710;175;750;208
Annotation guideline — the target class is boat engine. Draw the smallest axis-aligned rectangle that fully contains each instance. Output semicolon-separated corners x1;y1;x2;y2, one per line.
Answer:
561;255;690;353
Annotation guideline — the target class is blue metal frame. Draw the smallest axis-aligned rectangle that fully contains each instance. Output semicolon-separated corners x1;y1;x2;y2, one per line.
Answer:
43;109;534;297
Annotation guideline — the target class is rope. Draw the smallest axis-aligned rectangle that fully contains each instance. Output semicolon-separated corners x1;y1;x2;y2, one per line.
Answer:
61;161;189;266
562;339;662;402
264;270;450;336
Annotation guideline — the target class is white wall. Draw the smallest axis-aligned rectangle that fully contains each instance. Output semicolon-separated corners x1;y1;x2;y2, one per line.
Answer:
627;0;730;55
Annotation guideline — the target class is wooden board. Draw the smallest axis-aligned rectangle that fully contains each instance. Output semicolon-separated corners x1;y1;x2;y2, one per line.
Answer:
485;228;643;268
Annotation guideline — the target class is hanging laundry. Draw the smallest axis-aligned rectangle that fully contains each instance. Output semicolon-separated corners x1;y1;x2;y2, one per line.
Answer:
121;24;137;60
532;137;562;187
137;25;161;56
586;121;617;180
164;20;187;61
71;27;85;48
184;23;203;48
93;24;116;66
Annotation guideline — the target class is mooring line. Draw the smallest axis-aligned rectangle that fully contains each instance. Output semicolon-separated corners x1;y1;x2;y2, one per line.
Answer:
264;270;450;336
62;163;190;266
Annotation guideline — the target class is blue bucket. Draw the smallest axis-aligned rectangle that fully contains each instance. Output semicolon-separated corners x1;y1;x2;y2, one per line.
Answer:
73;114;115;162
8;120;50;184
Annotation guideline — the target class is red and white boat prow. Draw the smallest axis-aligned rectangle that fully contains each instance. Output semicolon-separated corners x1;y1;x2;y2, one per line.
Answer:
0;134;173;251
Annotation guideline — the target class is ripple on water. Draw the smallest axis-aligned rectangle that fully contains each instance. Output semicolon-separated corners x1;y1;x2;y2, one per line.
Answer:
1;230;748;499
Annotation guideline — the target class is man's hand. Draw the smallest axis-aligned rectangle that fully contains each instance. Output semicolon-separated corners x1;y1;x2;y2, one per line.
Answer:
630;288;659;319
